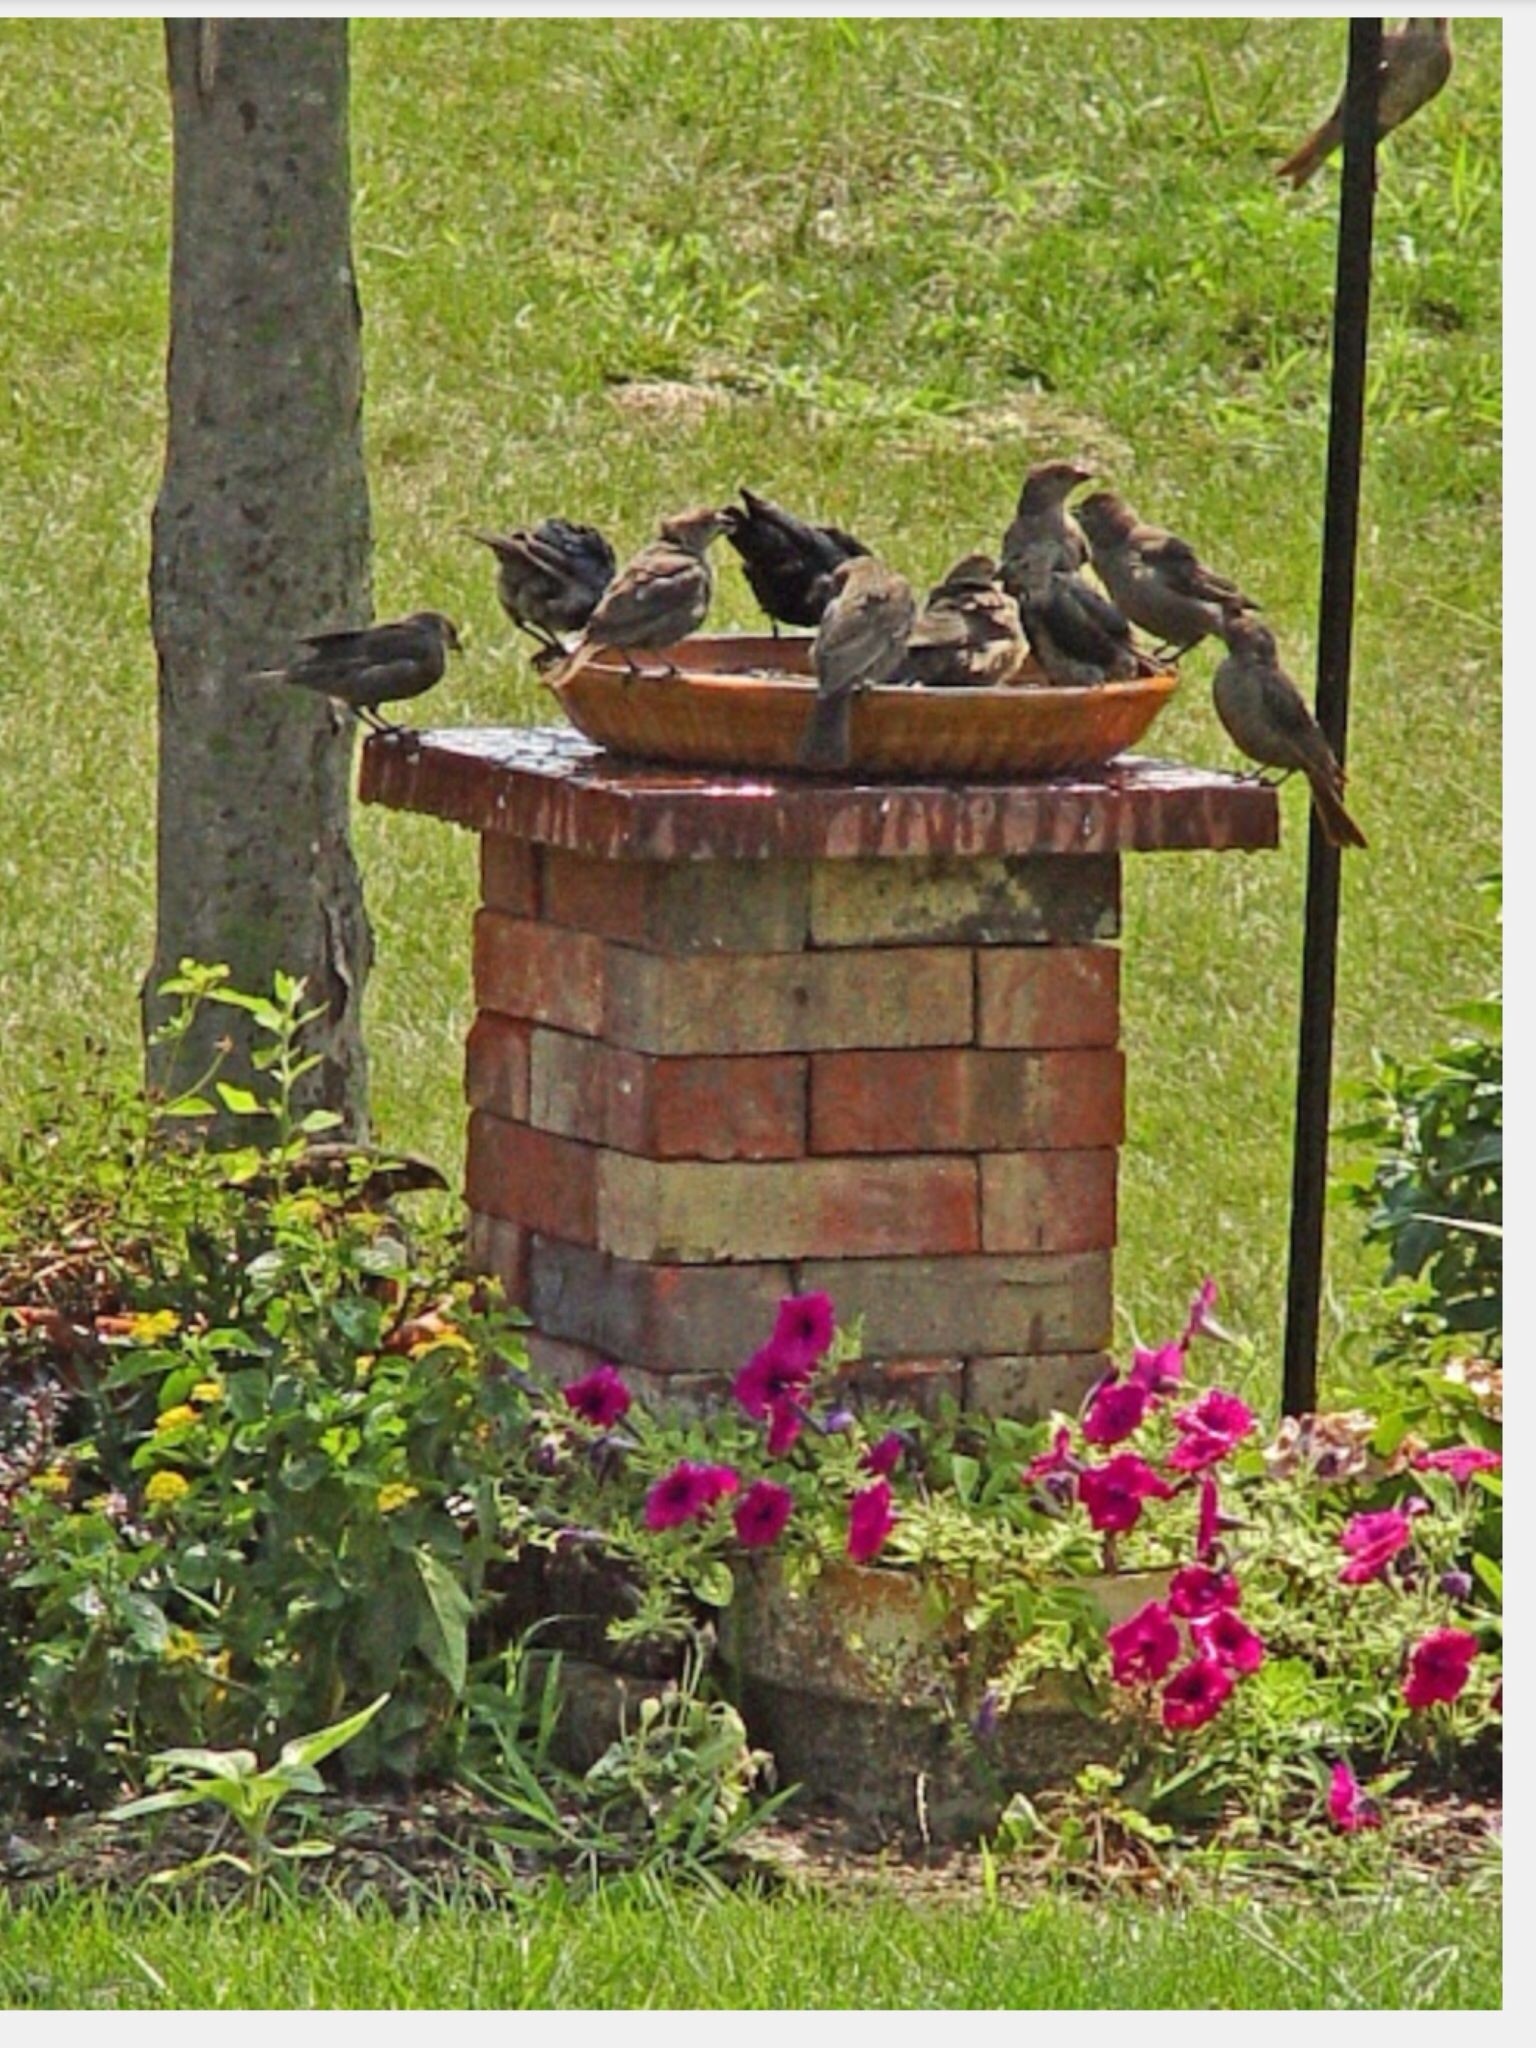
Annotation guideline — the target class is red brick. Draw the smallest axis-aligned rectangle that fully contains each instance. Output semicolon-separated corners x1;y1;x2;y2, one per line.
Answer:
527;1238;792;1373
977;947;1120;1048
827;1357;965;1417
465;1112;598;1244
528;1028;806;1160
794;1251;1111;1356
597;1154;979;1262
809;854;1120;947
964;1352;1111;1421
465;1013;531;1123
809;1047;1124;1153
480;835;540;916
542;848;808;953
603;945;972;1054
463;1211;531;1306
473;910;606;1037
981;1150;1118;1254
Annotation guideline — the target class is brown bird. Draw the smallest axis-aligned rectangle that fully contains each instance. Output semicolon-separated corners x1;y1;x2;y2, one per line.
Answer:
466;518;616;655
1277;18;1453;188
558;506;731;680
903;554;1029;689
1017;567;1152;687
798;557;916;772
1211;608;1367;848
1076;492;1259;658
999;460;1094;605
250;611;461;733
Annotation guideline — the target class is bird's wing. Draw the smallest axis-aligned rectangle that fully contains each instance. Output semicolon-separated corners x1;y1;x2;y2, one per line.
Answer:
1258;666;1346;783
907;602;971;653
738;489;858;575
296;621;427;665
1040;580;1129;665
1140;533;1247;606
585;549;702;638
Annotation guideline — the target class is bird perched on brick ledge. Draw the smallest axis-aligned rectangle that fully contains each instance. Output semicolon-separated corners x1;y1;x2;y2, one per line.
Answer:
1075;492;1259;659
250;611;461;733
466;518;616;657
557;506;732;681
1211;607;1367;848
798;556;916;772
721;486;869;633
1277;18;1453;188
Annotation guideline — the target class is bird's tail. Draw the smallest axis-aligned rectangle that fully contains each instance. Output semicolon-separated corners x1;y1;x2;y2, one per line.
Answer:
797;688;853;772
1276;115;1341;187
1306;769;1368;849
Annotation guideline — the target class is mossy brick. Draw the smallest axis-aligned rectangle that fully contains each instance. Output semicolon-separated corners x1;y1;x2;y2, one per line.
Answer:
794;1251;1111;1356
981;1149;1118;1253
964;1352;1112;1421
825;1356;965;1417
542;847;810;952
464;1012;531;1123
526;1237;793;1374
809;853;1120;948
809;1047;1125;1154
976;946;1120;1047
473;910;606;1037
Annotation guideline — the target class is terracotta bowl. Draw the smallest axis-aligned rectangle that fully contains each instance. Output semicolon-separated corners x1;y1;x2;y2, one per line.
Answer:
550;633;1178;779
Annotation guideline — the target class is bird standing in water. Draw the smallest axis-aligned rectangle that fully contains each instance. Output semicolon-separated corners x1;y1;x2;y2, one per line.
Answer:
798;556;916;772
1211;607;1367;848
902;554;1029;688
251;611;461;733
467;518;616;656
722;487;869;633
559;506;732;680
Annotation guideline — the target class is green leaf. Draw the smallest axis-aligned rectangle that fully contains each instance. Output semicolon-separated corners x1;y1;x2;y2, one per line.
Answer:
159;1095;216;1118
300;1108;346;1135
108;1786;227;1823
949;1452;981;1504
214;1082;267;1116
277;1692;391;1772
1471;1554;1503;1602
151;1746;258;1782
414;1548;470;1696
690;1559;736;1608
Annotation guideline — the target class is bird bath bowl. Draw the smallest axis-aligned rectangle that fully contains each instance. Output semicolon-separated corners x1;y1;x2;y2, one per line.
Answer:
550;633;1178;780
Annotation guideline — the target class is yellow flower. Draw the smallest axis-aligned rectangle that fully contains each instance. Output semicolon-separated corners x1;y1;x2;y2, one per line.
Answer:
376;1482;420;1515
155;1404;199;1432
163;1626;203;1664
191;1380;224;1405
130;1309;181;1343
145;1470;191;1509
31;1466;71;1499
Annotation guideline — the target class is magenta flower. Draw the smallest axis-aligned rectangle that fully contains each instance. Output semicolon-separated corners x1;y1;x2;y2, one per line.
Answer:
1403;1627;1478;1710
733;1338;816;1420
733;1479;794;1550
1106;1599;1181;1686
766;1396;804;1458
1161;1656;1235;1731
1191;1608;1265;1676
847;1479;897;1564
1327;1761;1381;1833
561;1363;632;1428
861;1430;906;1479
1180;1276;1219;1348
1082;1376;1150;1447
1128;1341;1184;1396
1022;1426;1079;1488
771;1291;836;1372
1167;1388;1254;1472
643;1460;739;1532
1168;1563;1241;1619
1412;1445;1502;1487
1337;1507;1413;1586
1078;1454;1174;1534
1196;1475;1221;1563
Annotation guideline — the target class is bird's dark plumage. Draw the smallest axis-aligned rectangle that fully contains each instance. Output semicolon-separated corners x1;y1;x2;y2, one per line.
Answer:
1017;570;1150;687
1212;608;1367;848
468;518;616;653
722;486;870;631
251;611;462;732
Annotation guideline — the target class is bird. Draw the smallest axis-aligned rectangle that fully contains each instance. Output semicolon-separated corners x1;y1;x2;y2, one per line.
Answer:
798;556;917;772
720;486;870;633
1015;567;1151;687
1211;607;1367;848
999;459;1094;605
902;554;1029;689
1075;492;1259;658
466;518;616;656
1277;18;1453;188
557;506;732;681
250;611;461;733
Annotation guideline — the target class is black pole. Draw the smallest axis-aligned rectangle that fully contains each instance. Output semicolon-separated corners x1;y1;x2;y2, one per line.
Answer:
1282;19;1382;1417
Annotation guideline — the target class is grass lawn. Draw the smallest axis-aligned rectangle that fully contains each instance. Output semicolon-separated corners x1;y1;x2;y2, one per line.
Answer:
0;1879;1503;2009
0;17;1501;1391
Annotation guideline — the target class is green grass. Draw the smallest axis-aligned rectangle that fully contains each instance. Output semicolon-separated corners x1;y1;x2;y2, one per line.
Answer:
0;18;1501;1392
0;1880;1503;2009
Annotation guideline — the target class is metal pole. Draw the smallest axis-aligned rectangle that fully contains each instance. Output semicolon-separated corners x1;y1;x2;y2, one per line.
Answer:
1282;19;1382;1416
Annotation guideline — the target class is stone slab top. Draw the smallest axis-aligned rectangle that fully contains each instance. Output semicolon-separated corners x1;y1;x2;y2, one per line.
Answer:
360;725;1280;863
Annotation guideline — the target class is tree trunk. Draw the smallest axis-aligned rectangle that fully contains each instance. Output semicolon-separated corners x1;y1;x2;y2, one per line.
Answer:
145;19;373;1138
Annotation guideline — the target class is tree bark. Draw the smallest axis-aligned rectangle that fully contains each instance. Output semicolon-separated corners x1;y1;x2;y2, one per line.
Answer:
145;19;373;1137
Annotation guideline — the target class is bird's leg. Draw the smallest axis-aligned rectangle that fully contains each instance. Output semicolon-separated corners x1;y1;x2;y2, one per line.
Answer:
357;705;401;736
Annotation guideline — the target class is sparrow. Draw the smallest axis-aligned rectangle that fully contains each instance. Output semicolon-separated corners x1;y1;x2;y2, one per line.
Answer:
902;554;1029;688
1211;607;1367;848
466;518;616;655
559;506;731;680
999;459;1094;605
798;556;917;772
721;486;870;632
1277;18;1453;188
250;611;461;733
1012;559;1153;688
1075;491;1259;658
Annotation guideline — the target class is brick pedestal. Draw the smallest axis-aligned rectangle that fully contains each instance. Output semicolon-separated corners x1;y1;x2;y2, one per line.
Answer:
363;728;1276;1420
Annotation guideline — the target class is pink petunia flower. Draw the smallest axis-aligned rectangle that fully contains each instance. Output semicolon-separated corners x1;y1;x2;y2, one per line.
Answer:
1180;1277;1219;1348
1403;1627;1478;1710
1022;1426;1079;1488
1327;1761;1381;1833
1167;1389;1254;1472
861;1431;906;1479
561;1363;632;1428
847;1478;897;1564
1337;1507;1413;1586
1412;1445;1503;1487
1078;1454;1174;1534
1161;1656;1235;1731
766;1395;804;1458
771;1292;836;1372
1106;1599;1181;1686
1082;1377;1150;1447
1191;1608;1265;1676
643;1460;739;1532
733;1338;817;1421
1168;1563;1241;1619
1128;1341;1185;1397
1196;1475;1221;1563
733;1479;794;1550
